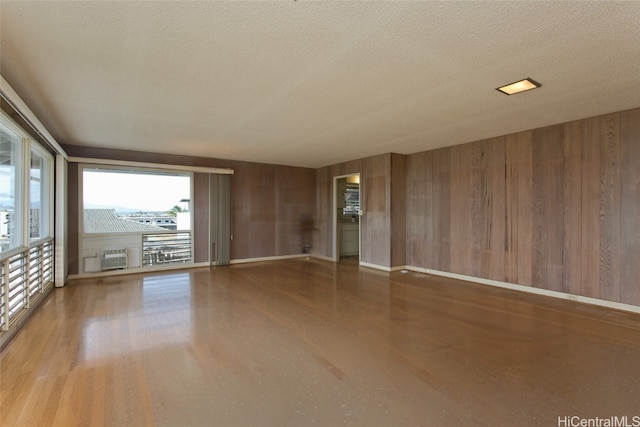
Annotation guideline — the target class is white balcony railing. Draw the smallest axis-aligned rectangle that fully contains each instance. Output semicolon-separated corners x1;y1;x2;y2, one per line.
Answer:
142;232;192;267
1;239;53;332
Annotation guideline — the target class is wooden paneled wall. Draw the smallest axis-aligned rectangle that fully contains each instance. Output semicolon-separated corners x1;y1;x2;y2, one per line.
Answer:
390;153;406;267
230;162;277;259
63;146;315;273
230;162;316;258
621;110;640;305
313;166;331;258
405;107;640;306
361;154;391;266
275;165;316;255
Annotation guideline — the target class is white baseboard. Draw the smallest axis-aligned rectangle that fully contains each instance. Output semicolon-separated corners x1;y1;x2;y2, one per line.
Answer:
404;265;640;315
359;261;406;272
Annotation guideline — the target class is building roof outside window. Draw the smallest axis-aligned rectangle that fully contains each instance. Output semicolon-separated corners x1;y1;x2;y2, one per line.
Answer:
83;209;167;234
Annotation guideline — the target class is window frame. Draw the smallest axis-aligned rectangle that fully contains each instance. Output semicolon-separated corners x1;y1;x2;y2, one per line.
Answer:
29;142;54;244
0;120;24;255
78;163;195;273
0;109;55;332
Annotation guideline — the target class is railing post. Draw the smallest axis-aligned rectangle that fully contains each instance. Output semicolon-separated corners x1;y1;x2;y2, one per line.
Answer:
1;258;9;331
25;248;31;309
39;243;44;294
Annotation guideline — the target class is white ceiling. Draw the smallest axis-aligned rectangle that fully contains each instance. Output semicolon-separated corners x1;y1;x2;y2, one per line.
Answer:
1;1;639;168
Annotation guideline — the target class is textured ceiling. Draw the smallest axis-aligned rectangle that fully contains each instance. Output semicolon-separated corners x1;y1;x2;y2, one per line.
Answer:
1;1;639;168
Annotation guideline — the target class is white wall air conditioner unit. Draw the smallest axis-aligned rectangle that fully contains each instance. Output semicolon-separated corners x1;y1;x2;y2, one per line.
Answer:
101;249;128;270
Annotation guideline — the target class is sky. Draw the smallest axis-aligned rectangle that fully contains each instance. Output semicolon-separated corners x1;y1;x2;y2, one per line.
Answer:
83;170;190;213
0;167;14;207
0;166;41;209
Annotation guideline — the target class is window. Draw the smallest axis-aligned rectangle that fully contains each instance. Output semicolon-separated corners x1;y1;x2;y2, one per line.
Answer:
0;111;54;332
80;166;193;272
82;167;191;233
0;126;23;254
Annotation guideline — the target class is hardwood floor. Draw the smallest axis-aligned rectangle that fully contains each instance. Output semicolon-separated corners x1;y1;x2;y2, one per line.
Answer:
2;258;640;426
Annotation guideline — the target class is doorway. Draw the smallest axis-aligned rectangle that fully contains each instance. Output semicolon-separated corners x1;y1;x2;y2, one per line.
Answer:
333;174;360;262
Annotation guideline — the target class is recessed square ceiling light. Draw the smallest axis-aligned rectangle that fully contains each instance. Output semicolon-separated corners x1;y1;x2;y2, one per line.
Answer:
496;78;541;95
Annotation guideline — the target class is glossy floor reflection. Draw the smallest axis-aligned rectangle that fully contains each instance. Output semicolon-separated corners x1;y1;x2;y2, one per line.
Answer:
2;258;640;426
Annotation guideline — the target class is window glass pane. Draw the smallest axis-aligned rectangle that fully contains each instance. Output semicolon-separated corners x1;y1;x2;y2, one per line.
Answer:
83;168;191;234
29;149;49;241
0;127;22;253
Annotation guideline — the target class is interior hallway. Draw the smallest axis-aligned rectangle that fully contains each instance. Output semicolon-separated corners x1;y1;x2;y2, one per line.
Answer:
1;258;640;426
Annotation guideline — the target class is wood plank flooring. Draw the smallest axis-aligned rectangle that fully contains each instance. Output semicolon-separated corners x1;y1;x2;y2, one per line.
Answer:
2;258;640;426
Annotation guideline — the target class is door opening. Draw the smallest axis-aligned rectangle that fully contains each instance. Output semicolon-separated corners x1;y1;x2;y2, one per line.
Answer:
333;174;360;262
